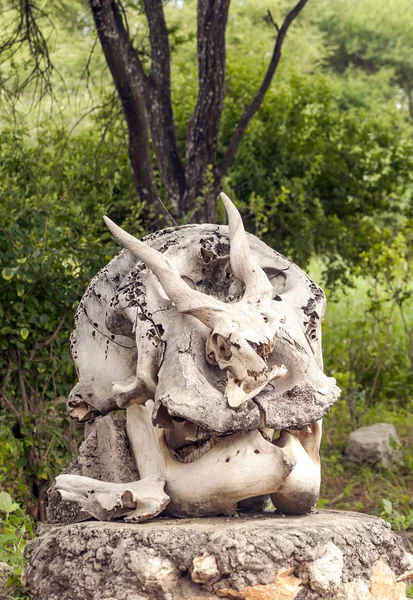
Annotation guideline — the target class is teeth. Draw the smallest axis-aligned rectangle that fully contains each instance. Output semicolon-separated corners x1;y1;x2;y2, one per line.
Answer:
259;430;272;443
177;438;217;463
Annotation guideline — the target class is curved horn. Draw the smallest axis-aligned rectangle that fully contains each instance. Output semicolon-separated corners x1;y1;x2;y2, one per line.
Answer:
220;192;273;298
104;216;227;327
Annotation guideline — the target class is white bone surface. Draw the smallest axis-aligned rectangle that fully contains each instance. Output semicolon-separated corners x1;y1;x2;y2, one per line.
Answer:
62;194;341;519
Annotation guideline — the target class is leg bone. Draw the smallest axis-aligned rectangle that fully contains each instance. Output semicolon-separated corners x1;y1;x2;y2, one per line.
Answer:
55;474;169;522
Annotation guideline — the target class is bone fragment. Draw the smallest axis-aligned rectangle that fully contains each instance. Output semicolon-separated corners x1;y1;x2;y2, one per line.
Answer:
126;401;295;517
55;473;169;522
226;364;287;408
271;421;322;514
220;192;274;299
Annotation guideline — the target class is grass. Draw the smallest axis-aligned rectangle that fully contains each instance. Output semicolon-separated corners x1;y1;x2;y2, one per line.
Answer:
319;402;413;519
0;492;34;599
314;263;413;537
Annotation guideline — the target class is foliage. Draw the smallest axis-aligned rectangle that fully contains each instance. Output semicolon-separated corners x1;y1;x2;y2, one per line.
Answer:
0;0;413;538
0;125;145;518
313;0;413;116
0;492;34;599
223;73;413;273
381;499;413;533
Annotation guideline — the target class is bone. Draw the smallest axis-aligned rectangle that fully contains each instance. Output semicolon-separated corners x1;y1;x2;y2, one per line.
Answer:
104;215;228;325
225;364;288;408
113;315;161;407
271;421;322;514
126;402;296;517
220;192;273;298
55;473;169;522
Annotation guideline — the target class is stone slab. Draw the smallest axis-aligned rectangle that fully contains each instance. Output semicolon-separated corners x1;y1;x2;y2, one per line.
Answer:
23;510;410;600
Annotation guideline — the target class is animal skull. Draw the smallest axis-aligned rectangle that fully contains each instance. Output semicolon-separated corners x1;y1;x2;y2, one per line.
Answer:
103;193;293;408
60;193;340;519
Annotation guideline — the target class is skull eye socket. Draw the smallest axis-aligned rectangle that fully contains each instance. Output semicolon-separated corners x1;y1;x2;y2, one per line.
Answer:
213;333;232;361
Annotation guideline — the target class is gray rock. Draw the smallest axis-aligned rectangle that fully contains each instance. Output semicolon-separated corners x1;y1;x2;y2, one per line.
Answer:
23;510;409;600
346;423;401;468
0;562;13;600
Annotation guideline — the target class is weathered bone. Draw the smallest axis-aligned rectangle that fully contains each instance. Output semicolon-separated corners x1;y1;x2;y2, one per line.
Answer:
54;473;169;522
103;215;227;328
220;192;273;298
104;204;289;407
271;421;322;514
62;211;340;521
126;401;295;517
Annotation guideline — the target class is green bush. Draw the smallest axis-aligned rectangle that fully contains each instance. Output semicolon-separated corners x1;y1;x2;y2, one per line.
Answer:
0;491;34;599
0;126;145;517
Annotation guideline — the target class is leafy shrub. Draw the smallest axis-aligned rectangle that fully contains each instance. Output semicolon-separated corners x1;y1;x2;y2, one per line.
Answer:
0;491;34;599
0;126;145;517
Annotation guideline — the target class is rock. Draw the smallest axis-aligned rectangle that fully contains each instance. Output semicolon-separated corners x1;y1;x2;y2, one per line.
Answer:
0;562;13;600
192;554;220;584
297;541;343;595
346;423;401;468
23;510;410;600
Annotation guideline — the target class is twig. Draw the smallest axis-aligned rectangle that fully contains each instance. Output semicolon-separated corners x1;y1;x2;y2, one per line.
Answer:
29;315;66;361
267;10;280;32
0;391;22;423
16;352;29;413
219;0;309;176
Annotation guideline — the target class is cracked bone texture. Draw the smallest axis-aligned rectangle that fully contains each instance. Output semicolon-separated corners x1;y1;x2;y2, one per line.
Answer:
47;413;139;524
126;402;295;517
23;511;409;600
57;200;341;521
69;223;340;431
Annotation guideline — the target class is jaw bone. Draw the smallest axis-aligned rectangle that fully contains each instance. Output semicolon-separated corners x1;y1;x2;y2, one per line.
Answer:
126;401;296;517
271;421;322;514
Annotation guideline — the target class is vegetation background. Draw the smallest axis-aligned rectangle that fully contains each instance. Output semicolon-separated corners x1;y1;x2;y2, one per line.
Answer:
1;0;413;596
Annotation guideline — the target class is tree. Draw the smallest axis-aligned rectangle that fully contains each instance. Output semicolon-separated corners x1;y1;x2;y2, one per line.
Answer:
313;0;413;119
0;0;310;224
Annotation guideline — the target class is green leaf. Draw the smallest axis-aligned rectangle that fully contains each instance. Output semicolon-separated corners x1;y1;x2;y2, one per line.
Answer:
0;534;16;544
382;498;393;515
2;267;18;281
20;328;29;340
0;492;19;514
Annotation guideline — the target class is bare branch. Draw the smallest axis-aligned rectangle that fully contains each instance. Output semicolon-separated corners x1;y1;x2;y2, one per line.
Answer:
0;0;55;102
16;352;29;413
267;10;280;32
29;315;67;361
0;364;22;422
0;391;22;422
219;0;310;176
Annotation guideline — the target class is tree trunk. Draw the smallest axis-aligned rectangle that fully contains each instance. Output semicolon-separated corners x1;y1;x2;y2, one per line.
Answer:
89;0;310;226
143;0;186;218
182;0;230;221
88;0;172;228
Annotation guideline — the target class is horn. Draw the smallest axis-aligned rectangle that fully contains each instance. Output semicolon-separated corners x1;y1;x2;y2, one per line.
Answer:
220;192;273;298
104;216;227;327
